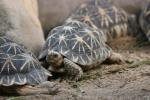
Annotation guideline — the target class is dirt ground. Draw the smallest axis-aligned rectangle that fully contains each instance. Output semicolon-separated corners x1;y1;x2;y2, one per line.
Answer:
2;39;150;100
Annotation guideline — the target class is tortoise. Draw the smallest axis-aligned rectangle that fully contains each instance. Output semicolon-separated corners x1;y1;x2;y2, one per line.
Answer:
140;0;150;42
0;36;59;95
69;0;137;43
39;20;124;81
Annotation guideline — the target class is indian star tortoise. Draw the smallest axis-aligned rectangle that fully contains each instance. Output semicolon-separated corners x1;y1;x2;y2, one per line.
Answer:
69;0;138;43
39;20;124;81
0;36;59;95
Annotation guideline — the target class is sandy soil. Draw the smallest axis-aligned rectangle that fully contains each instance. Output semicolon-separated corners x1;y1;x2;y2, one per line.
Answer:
2;40;150;100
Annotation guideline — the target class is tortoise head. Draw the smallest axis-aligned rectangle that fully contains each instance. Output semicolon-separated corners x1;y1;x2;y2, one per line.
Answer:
47;50;63;68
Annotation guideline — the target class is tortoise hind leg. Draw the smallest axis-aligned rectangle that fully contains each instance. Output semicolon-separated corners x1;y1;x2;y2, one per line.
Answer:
104;52;124;64
63;58;83;81
9;81;59;95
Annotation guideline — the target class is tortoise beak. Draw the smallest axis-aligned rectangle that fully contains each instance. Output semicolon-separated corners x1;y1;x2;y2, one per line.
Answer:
38;49;48;61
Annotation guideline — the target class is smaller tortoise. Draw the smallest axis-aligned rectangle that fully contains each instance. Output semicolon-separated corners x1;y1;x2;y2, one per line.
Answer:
69;0;129;42
140;0;150;42
39;20;124;81
0;36;59;95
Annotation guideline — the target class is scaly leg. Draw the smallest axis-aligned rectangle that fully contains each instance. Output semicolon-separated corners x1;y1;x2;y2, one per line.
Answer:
63;58;83;81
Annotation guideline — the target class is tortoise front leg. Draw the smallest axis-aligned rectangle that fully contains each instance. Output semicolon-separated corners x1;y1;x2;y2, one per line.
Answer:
63;58;83;81
15;81;59;95
105;52;125;64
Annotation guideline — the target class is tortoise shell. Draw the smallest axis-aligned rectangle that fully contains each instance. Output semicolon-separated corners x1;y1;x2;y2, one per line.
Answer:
42;20;112;66
0;36;51;86
140;1;150;41
70;0;128;41
0;36;27;55
0;36;38;59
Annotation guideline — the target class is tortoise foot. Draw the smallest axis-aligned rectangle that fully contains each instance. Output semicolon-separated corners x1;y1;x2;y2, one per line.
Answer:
105;52;125;64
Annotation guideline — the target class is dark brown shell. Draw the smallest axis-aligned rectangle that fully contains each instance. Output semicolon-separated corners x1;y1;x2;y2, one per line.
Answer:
70;0;128;41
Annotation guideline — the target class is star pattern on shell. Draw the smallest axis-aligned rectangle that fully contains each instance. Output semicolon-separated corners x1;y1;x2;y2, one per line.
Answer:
63;26;76;33
0;36;29;55
65;18;83;27
0;36;12;44
0;36;50;86
43;20;111;65
0;42;26;55
70;0;128;41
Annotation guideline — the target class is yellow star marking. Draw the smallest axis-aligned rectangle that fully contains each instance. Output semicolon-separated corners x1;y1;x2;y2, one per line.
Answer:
0;56;17;74
66;18;81;26
111;6;127;23
63;26;75;33
98;7;113;27
81;29;100;45
82;15;97;29
58;34;67;46
82;29;95;38
74;35;92;51
20;54;35;71
59;35;65;41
